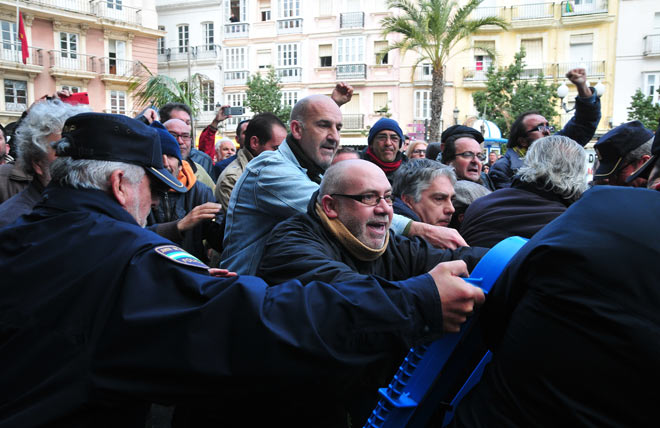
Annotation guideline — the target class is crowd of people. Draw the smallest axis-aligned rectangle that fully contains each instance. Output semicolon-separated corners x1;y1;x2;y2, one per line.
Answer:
0;68;659;428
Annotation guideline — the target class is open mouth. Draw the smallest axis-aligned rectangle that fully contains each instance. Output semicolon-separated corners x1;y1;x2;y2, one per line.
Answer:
367;220;388;234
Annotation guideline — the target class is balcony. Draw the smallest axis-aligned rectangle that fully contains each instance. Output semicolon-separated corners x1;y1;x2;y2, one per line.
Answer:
99;57;139;78
0;44;44;67
277;18;302;34
336;64;366;80
195;44;221;60
92;1;142;25
342;114;364;130
224;70;248;86
49;50;95;72
644;34;660;57
520;63;559;79
340;12;364;29
224;22;249;39
561;0;608;17
556;60;605;78
463;67;489;82
511;2;554;20
470;6;506;20
276;67;302;83
30;0;92;14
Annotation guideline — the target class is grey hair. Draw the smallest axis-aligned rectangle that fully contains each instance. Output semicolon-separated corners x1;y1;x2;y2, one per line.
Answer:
623;137;653;165
452;180;491;212
517;135;587;201
15;99;90;175
50;157;145;191
393;158;457;202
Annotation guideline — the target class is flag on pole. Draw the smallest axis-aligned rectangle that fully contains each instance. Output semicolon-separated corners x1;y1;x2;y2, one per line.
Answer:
18;11;28;64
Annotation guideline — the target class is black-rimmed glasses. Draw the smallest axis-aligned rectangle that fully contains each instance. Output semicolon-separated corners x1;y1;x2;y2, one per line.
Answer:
331;193;393;206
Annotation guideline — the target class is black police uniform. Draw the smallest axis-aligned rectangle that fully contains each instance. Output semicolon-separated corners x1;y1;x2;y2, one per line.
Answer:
0;184;442;427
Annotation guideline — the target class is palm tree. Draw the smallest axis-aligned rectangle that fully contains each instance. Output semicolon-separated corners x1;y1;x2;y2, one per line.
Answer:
129;63;209;119
382;0;508;142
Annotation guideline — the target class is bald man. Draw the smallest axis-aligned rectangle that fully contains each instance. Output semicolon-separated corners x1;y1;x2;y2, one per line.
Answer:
257;159;486;425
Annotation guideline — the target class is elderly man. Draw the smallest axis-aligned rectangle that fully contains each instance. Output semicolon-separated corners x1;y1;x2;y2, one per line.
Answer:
393;158;457;228
163;118;216;191
362;117;407;182
256;159;486;425
222;94;466;275
460;135;587;248
592;120;653;187
214;112;287;209
0;124;9;165
0;99;88;225
146;121;221;263
212;119;249;180
159;102;214;176
490;68;601;189
215;138;236;163
440;125;495;191
451;124;660;427
0;112;483;427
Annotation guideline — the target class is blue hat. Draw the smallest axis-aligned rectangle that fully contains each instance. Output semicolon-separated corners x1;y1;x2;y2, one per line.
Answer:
626;119;660;183
57;113;186;192
594;121;653;178
150;121;182;162
368;118;404;147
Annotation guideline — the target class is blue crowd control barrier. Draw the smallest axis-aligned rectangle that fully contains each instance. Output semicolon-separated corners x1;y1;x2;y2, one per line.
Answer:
363;236;528;428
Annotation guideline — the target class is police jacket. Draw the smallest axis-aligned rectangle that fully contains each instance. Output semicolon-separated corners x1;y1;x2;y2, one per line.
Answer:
452;186;660;427
0;184;444;428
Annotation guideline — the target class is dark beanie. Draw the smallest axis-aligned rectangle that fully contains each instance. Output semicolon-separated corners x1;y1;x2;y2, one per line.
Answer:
368;118;404;147
441;125;484;144
151;121;182;162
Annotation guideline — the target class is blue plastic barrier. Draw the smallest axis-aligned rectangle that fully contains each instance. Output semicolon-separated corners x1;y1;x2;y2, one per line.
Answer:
364;236;528;428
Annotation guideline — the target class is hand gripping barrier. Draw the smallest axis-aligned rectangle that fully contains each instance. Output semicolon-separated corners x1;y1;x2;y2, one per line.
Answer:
363;236;528;428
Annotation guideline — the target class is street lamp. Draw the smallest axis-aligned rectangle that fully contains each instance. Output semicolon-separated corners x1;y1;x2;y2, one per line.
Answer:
453;107;459;125
557;80;605;112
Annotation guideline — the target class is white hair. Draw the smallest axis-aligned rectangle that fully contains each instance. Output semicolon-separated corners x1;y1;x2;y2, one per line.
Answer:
392;158;456;202
215;138;234;150
517;135;587;202
50;157;145;191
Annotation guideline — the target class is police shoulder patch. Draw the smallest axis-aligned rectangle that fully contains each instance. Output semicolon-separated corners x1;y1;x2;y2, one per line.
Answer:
154;245;209;270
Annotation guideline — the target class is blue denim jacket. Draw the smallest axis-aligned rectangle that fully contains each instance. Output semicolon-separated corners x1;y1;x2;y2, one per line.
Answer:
221;140;411;275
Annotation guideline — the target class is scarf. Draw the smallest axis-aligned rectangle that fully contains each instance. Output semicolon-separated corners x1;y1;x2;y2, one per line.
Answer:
365;146;402;173
315;202;389;262
172;160;197;191
512;146;527;159
286;135;325;184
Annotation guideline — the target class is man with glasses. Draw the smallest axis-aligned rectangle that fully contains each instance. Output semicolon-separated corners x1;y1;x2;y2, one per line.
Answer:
490;68;601;189
592;120;653;187
440;125;496;191
257;159;486;424
163;118;217;192
362;117;407;183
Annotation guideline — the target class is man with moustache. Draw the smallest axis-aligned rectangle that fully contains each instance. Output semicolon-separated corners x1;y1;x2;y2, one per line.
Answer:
362;117;407;182
440;125;495;191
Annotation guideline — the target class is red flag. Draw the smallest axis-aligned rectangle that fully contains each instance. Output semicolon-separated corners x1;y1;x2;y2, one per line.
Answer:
18;12;29;64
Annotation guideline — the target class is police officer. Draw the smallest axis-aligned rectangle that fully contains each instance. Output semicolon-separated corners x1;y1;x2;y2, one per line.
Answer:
0;113;484;427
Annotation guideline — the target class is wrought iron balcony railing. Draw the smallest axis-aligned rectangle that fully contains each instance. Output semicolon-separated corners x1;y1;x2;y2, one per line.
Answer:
336;63;366;80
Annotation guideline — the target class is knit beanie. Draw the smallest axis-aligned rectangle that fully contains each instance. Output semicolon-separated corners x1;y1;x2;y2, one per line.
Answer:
151;121;182;161
368;118;404;148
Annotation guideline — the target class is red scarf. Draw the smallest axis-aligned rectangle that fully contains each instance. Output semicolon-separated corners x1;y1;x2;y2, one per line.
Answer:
365;146;402;173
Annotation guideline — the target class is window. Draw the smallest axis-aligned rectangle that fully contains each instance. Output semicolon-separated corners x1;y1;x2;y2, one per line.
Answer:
178;25;189;53
259;0;271;20
108;39;126;75
107;0;122;10
225;47;247;70
644;72;660;104
61;85;81;93
414;90;431;119
4;79;27;111
337;37;364;64
282;91;299;107
60;32;78;58
521;38;542;77
203;22;214;50
277;43;298;67
373;92;388;113
202;81;215;112
319;44;332;67
569;33;593;72
374;41;388;65
279;0;300;18
224;92;248;126
655;12;660;29
422;63;432;78
318;1;332;16
1;20;17;50
257;50;271;69
474;40;494;73
157;26;166;54
110;90;126;114
226;0;247;23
